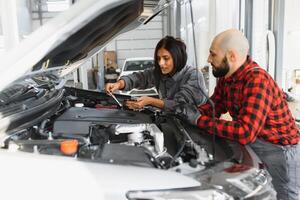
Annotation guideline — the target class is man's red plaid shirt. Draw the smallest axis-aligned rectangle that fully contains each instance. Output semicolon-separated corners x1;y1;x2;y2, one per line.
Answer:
197;57;299;145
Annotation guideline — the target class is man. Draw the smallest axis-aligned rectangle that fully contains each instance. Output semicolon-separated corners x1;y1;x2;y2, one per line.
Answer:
180;29;300;199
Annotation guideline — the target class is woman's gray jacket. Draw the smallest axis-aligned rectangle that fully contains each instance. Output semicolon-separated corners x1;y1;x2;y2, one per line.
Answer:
120;65;207;112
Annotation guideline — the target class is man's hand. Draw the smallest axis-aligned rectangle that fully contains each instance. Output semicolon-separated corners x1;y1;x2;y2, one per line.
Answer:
105;80;125;94
175;104;201;125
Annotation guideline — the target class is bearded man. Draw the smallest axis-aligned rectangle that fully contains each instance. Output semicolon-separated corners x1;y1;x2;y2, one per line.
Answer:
179;29;300;200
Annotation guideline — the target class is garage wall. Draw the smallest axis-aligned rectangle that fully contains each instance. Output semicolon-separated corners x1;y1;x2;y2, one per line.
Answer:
179;0;240;95
0;13;3;55
105;15;163;69
283;0;300;71
30;0;73;31
249;0;270;73
281;0;300;93
0;35;3;56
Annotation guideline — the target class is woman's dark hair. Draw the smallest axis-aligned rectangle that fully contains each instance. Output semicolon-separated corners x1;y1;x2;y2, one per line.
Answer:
154;36;187;75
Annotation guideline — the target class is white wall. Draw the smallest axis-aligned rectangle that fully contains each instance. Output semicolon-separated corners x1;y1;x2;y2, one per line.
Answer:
179;0;240;95
0;2;3;55
31;0;73;31
105;15;163;68
251;0;269;71
17;0;32;38
283;0;300;70
282;0;300;92
0;0;19;51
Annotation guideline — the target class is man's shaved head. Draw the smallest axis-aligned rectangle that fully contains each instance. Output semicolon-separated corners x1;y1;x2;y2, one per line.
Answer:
214;29;249;59
208;29;250;78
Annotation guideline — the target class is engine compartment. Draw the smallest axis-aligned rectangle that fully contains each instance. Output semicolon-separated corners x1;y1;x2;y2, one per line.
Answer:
7;105;212;170
0;76;233;171
53;107;170;168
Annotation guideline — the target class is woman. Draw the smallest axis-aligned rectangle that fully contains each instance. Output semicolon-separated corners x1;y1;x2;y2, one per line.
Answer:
105;36;207;112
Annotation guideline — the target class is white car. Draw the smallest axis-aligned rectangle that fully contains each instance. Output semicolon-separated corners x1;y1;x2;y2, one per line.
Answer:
119;57;158;97
0;0;276;199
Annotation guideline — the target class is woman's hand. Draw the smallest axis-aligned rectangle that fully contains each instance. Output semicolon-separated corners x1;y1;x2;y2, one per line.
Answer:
105;80;125;94
125;96;154;110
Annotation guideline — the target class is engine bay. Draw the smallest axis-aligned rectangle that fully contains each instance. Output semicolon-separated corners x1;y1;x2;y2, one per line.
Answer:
6;105;213;170
0;75;230;171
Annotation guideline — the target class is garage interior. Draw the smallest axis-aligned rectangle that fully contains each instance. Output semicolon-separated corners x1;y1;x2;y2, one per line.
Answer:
0;0;299;199
0;0;299;129
3;0;298;124
0;0;299;126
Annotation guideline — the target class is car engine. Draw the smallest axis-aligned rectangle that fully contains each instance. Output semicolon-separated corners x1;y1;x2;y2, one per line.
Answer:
0;74;212;171
51;107;171;168
4;101;211;170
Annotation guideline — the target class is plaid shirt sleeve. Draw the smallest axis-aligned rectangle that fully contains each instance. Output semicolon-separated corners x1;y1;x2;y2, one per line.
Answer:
199;79;227;118
197;71;273;145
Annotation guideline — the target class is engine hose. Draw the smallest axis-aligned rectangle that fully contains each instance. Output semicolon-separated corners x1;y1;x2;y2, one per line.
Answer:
38;119;51;137
168;138;186;168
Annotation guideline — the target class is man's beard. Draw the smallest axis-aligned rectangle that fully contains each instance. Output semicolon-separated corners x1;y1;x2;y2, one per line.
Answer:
212;57;230;78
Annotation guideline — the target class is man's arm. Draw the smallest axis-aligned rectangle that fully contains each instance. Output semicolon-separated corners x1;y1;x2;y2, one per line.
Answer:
197;73;273;145
199;79;227;117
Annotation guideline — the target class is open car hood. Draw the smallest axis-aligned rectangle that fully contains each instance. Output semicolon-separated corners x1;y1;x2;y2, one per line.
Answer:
0;0;171;91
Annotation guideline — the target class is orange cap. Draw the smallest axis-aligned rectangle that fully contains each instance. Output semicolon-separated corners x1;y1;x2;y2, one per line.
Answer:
60;140;78;156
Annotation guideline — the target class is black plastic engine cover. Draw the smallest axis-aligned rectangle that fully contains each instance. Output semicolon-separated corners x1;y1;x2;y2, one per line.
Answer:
95;143;154;167
53;107;152;136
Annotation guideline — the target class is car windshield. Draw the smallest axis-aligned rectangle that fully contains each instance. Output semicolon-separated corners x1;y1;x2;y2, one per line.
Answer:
124;60;154;71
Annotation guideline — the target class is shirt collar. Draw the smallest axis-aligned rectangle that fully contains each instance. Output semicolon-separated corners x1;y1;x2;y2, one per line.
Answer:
172;68;183;81
162;65;188;82
224;56;255;83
